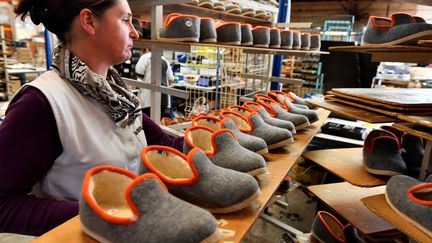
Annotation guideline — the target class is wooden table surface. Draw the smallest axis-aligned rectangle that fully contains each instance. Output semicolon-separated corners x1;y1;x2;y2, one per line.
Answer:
34;109;330;243
308;182;394;235
303;148;387;187
362;194;432;243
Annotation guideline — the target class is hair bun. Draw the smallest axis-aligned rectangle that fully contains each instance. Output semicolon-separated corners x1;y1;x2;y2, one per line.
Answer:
29;5;47;25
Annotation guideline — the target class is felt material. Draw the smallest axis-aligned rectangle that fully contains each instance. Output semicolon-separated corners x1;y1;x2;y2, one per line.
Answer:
270;29;281;48
257;107;296;134
292;103;309;110
343;225;367;243
216;24;241;44
300;33;311;50
362;15;432;45
310;35;321;50
198;0;214;8
223;2;241;14
386;175;432;234
292;32;301;49
248;113;294;148
255;10;267;19
289;92;312;107
221;119;268;153
208;130;267;174
241;25;253;45
280;31;293;49
312;211;345;243
363;130;407;176
272;105;310;129
141;148;261;212
80;172;219;243
200;19;217;42
282;98;319;123
159;16;200;39
241;8;255;17
252;28;270;46
213;2;224;11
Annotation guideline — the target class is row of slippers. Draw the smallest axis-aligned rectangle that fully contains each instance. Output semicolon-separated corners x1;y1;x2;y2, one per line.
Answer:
159;13;321;50
188;0;274;20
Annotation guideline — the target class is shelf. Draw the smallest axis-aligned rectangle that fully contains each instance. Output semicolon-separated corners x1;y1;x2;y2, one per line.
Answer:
362;194;432;243
306;99;398;123
303;148;387;187
134;39;330;56
33;108;331;243
129;0;191;7
308;182;394;235
329;45;432;63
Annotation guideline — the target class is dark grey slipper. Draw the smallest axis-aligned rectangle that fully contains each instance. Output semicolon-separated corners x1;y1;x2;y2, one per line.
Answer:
183;126;268;176
270;28;281;48
362;13;432;45
241;24;254;46
216;21;241;45
312;211;346;243
280;30;293;49
401;133;424;176
363;130;407;176
310;34;321;50
386;175;432;237
252;26;270;47
200;18;217;43
80;166;221;243
141;146;262;214
301;32;311;50
159;13;200;42
292;31;301;50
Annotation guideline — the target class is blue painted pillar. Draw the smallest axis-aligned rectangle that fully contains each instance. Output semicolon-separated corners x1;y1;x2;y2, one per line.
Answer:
44;29;52;69
270;0;291;91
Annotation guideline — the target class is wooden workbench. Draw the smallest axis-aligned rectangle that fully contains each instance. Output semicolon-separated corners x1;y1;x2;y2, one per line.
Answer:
34;109;330;243
303;148;387;187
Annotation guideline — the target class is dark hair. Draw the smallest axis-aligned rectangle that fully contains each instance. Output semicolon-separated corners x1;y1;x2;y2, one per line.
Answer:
14;0;118;43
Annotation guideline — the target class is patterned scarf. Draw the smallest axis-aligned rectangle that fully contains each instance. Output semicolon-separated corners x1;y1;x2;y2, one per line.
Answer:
51;44;141;128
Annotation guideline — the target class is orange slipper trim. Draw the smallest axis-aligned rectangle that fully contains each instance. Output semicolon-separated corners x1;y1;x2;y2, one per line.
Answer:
220;110;252;133
192;115;222;127
164;13;200;28
141;145;199;185
216;22;241;29
255;98;277;116
370;16;392;30
82;166;139;225
228;105;253;117
252;26;271;31
408;183;432;206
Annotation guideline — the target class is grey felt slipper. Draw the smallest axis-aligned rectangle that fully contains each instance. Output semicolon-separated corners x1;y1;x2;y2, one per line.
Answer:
270;28;281;48
280;96;319;123
141;146;262;214
192;114;268;155
252;26;270;47
386;175;432;237
223;1;241;14
200;18;217;43
310;34;321;51
183;126;268;176
198;0;214;8
362;13;432;45
213;1;225;11
256;96;310;130
241;24;254;46
220;118;269;155
243;101;296;134
221;111;294;150
267;90;310;109
216;21;241;45
312;211;345;243
241;7;255;17
280;30;293;49
300;32;311;50
80;166;221;243
159;13;200;42
292;31;301;50
363;129;407;176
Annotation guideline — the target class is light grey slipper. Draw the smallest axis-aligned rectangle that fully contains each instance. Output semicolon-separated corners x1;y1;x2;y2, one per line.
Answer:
80;166;221;243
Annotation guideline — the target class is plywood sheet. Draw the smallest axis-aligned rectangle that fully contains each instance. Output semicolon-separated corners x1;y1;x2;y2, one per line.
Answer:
327;91;432;112
392;123;432;141
362;194;432;243
34;110;332;243
397;115;432;129
308;182;393;235
331;88;432;107
303;148;386;187
306;99;397;123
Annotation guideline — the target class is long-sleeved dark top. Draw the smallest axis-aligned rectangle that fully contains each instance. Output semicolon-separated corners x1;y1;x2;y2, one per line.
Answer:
0;86;184;236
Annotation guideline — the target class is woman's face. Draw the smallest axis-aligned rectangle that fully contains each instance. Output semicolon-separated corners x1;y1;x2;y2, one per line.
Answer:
94;0;139;65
